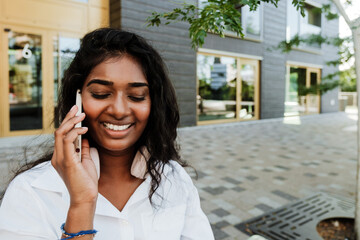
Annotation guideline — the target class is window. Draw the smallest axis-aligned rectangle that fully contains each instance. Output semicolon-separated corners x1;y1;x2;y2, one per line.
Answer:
8;31;43;131
197;53;260;124
284;65;321;116
287;1;322;49
239;5;262;38
198;0;263;41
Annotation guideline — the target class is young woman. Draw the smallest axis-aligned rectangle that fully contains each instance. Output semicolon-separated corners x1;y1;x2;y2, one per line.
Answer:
0;28;214;240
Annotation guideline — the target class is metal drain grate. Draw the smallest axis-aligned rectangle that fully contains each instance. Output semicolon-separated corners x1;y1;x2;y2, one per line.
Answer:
235;192;355;240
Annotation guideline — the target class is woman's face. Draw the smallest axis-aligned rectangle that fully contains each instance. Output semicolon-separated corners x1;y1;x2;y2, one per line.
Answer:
81;56;151;153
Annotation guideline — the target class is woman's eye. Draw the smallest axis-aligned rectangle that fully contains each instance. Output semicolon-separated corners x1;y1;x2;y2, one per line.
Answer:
129;96;145;102
91;93;111;99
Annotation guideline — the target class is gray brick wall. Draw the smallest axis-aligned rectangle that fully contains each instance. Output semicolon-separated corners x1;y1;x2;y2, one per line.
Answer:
110;0;197;127
261;1;287;119
319;0;340;113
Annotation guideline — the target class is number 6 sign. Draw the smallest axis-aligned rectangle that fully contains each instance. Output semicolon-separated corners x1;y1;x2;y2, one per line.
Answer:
22;43;32;59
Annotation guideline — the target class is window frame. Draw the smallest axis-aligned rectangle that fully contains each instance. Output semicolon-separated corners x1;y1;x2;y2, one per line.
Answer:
284;62;322;117
196;49;261;125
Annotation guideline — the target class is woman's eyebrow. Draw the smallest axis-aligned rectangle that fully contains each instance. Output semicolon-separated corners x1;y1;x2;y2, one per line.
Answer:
86;79;114;87
128;82;149;88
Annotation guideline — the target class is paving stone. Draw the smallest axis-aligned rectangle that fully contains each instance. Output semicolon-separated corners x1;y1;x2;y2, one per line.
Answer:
248;208;264;216
254;203;274;212
257;197;282;208
215;220;231;229
274;165;291;171
212;208;231;217
245;175;258;181
222;214;242;225
304;173;316;177
231;186;246;192
271;190;298;201
2;112;359;240
202;186;227;195
274;176;286;181
211;226;230;240
222;177;242;185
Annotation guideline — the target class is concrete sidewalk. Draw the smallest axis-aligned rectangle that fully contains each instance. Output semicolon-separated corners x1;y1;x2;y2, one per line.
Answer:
178;112;357;239
0;112;357;239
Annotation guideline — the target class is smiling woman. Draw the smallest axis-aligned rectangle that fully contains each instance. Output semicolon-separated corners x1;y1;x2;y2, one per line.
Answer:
0;28;214;240
82;57;151;153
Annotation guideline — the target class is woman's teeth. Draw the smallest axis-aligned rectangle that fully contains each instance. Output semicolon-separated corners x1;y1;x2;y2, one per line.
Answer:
103;123;132;131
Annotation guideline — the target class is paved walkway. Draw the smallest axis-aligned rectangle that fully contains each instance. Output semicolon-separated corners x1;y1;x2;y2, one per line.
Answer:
0;112;358;239
178;112;357;240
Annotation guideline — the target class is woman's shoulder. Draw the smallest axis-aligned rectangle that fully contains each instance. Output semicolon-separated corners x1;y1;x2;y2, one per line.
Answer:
6;161;64;195
164;160;193;183
10;161;53;185
159;160;196;197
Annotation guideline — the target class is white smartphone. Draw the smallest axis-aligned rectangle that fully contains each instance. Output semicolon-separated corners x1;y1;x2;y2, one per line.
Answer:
75;89;82;158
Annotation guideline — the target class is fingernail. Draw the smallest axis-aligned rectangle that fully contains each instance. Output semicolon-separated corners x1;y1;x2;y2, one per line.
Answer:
82;127;88;130
70;105;77;112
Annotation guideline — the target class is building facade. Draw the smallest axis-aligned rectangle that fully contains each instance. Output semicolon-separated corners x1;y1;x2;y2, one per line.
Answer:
0;0;339;137
111;0;339;127
0;0;108;137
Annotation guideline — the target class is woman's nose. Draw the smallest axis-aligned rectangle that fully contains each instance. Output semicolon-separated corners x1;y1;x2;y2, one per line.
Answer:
108;94;131;118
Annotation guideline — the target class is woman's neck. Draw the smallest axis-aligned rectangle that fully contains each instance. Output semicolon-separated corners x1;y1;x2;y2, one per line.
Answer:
98;146;136;181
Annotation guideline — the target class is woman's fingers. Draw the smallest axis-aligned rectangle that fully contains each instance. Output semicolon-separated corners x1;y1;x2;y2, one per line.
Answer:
56;113;86;138
81;139;99;181
62;105;78;124
54;112;85;163
81;139;91;161
63;127;88;164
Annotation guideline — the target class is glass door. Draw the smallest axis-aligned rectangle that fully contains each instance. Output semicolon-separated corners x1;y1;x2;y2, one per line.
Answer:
238;59;259;120
284;65;321;116
197;55;237;122
307;68;321;114
0;26;51;137
8;30;43;131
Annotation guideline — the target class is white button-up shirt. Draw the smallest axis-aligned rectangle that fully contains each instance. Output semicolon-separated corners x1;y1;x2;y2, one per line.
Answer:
0;161;214;240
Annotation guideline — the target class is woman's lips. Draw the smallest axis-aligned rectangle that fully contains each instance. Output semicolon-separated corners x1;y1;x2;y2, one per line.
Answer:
101;122;134;138
103;122;132;131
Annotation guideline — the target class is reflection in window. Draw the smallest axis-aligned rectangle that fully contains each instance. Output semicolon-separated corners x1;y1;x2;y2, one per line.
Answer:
241;6;261;36
284;67;320;116
287;1;322;49
197;55;237;121
8;32;42;131
53;37;80;127
240;64;256;119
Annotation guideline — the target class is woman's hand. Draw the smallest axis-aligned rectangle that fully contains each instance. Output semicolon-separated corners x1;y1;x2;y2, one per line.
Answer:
51;105;98;207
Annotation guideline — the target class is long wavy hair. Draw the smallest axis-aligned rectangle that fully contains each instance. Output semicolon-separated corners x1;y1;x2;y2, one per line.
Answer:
7;28;185;204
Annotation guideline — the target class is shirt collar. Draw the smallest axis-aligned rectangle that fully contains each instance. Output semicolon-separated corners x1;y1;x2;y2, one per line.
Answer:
29;162;154;218
29;159;175;218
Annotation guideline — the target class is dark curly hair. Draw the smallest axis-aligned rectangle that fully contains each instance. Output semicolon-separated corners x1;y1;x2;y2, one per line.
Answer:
7;28;186;204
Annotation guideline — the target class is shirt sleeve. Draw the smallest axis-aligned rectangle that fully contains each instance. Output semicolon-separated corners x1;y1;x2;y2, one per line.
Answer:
179;170;214;240
0;175;57;239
